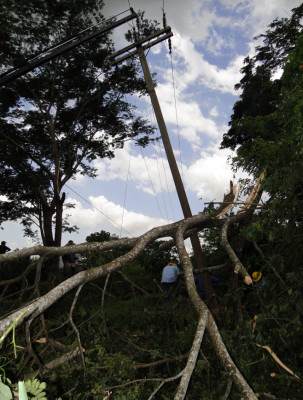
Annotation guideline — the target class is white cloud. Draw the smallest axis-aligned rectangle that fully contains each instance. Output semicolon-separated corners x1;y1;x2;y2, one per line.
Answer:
210;106;219;117
184;148;234;201
65;195;169;238
170;34;243;94
92;143;176;195
245;0;300;37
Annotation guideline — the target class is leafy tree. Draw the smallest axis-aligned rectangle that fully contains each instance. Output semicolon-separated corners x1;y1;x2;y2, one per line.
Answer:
221;3;303;155
220;3;303;240
0;0;155;247
215;10;303;399
85;230;120;266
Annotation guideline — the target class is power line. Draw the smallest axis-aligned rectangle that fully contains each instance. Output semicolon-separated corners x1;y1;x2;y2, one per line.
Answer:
140;147;163;219
169;46;184;179
146;97;170;223
158;140;176;221
65;184;134;237
120;141;132;238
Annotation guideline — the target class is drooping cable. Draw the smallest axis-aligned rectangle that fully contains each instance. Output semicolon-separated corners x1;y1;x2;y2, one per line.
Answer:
170;52;184;178
147;101;170;223
158;140;176;221
140;147;163;219
163;0;184;178
65;183;134;237
119;141;132;238
0;9;134;80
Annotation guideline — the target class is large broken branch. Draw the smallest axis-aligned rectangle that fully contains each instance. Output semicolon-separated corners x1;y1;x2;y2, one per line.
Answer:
175;218;258;400
0;214;211;337
1;213;246;338
0;211;259;400
220;218;252;285
174;310;209;400
238;172;265;214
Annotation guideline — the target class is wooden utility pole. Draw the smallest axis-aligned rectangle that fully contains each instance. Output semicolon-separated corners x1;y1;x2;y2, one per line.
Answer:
109;25;218;312
137;45;218;312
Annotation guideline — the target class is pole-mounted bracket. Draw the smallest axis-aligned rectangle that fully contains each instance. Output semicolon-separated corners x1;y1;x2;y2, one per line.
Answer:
107;27;173;66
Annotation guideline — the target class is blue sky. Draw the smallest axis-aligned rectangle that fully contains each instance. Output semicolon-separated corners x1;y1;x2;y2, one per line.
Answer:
2;0;302;250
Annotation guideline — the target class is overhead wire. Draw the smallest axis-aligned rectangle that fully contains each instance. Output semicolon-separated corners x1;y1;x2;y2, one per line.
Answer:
147;98;170;222
137;0;177;222
169;54;184;179
65;183;134;237
162;0;184;179
0;9;134;79
119;128;132;238
124;0;169;223
161;0;179;219
140;147;163;219
158;140;176;221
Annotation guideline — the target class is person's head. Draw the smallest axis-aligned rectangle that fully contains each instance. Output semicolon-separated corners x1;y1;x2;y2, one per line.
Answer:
167;261;177;266
1;241;6;245
252;271;262;283
67;240;74;245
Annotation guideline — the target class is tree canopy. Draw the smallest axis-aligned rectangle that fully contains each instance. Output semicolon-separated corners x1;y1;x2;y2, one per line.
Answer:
221;3;303;241
0;0;155;247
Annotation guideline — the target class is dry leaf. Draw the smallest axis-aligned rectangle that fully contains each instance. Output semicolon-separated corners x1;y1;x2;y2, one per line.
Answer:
36;337;47;344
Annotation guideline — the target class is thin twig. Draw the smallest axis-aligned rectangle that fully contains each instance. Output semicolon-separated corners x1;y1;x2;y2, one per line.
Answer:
221;379;232;400
148;370;184;400
69;284;86;373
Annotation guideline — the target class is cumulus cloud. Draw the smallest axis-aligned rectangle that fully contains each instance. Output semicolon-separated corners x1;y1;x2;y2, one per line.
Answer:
169;34;243;95
65;194;170;239
92;142;176;195
184;147;234;201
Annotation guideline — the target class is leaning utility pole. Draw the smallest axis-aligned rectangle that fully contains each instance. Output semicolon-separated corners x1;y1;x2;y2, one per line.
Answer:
109;23;218;312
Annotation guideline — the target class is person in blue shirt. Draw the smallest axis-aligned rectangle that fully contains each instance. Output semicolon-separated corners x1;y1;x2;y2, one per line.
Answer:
161;261;180;293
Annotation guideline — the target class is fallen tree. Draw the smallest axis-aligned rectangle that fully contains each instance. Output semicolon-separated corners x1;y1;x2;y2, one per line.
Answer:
0;210;261;400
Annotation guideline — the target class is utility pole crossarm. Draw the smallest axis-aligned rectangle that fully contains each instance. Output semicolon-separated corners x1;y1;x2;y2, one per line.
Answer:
108;27;173;66
0;11;138;87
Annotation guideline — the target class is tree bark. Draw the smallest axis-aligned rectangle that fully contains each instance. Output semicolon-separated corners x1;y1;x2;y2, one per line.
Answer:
175;219;258;400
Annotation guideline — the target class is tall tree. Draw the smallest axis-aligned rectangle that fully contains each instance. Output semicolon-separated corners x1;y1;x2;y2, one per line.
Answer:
221;3;303;156
0;0;155;247
220;4;303;232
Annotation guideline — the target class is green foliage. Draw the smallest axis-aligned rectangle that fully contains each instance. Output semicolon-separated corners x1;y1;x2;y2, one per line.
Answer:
1;5;303;397
0;375;61;400
18;381;28;400
23;379;47;400
85;230;121;267
0;256;31;281
0;376;12;400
